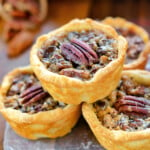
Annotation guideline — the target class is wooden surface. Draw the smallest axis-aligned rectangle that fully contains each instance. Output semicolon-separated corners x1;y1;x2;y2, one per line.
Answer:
0;0;150;149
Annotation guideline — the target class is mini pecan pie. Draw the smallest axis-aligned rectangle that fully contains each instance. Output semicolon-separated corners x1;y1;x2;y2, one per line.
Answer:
0;0;48;57
0;66;81;139
0;0;48;28
30;19;127;104
102;17;150;70
82;70;150;150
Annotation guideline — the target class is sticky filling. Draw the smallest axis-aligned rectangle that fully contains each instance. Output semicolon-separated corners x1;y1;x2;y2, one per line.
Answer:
38;30;118;80
94;75;150;131
5;73;66;114
116;28;145;64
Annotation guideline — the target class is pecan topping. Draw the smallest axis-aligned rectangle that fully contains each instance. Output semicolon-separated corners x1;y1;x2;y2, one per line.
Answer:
114;95;150;116
61;39;98;66
59;68;90;79
20;85;49;106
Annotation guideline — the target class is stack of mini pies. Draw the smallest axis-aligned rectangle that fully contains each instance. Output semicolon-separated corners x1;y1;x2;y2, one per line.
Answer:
0;18;150;150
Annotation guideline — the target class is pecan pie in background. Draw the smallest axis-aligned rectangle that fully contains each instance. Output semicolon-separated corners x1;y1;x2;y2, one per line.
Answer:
0;0;48;57
82;70;150;150
102;17;150;70
30;18;127;105
0;66;81;139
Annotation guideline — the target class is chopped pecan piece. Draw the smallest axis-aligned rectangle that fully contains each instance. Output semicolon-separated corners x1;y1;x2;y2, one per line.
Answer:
20;84;49;106
59;68;91;79
61;39;98;66
116;28;145;60
121;75;145;96
114;95;150;116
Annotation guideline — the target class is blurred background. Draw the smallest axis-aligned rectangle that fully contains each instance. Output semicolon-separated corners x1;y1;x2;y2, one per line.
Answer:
47;0;150;31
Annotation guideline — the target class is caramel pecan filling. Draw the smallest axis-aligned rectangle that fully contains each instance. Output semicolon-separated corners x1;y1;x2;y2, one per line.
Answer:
94;75;150;131
38;30;118;80
5;73;66;114
116;28;145;64
2;0;39;23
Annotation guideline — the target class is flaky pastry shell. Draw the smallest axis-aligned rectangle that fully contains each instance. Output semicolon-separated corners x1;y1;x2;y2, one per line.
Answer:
0;66;81;140
82;70;150;150
102;17;150;70
30;18;127;105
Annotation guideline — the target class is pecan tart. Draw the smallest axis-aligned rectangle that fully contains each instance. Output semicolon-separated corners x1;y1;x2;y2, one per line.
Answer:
0;0;48;28
102;17;150;70
82;70;150;150
0;66;81;139
30;18;127;104
0;0;48;57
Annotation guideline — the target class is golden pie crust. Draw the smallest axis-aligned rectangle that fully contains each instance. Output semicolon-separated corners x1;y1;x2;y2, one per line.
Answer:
30;18;127;105
0;66;81;139
102;17;150;70
82;70;150;150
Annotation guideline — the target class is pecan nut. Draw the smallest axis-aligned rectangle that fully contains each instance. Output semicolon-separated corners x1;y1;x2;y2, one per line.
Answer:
61;39;98;66
20;84;49;106
114;95;150;116
59;68;90;79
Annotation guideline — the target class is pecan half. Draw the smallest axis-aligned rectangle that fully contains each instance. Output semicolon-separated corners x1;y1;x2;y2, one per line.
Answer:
61;39;98;66
114;95;150;116
20;85;49;106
